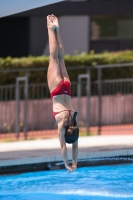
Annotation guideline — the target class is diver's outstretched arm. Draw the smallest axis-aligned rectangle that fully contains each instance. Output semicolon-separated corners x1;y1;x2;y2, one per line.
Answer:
72;140;78;171
58;121;73;173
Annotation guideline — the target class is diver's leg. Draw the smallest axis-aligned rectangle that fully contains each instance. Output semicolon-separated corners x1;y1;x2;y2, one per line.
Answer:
51;14;70;83
47;15;62;92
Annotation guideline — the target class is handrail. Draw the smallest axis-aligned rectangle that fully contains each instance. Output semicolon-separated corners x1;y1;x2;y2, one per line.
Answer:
0;62;133;73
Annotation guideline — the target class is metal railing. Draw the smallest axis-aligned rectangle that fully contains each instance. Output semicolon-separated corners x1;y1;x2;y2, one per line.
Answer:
0;62;133;138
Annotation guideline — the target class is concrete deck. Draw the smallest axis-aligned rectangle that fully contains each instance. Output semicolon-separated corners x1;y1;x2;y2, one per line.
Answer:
0;135;133;167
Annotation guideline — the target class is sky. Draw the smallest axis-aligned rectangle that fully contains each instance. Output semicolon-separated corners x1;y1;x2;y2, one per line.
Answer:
0;0;64;18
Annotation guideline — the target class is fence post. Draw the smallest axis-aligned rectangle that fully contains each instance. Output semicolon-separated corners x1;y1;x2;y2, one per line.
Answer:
24;73;28;140
86;68;91;134
16;79;20;140
77;75;81;124
98;68;102;135
77;73;90;134
16;76;28;140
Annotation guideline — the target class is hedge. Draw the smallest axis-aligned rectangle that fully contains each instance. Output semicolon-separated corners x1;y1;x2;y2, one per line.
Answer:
0;50;133;85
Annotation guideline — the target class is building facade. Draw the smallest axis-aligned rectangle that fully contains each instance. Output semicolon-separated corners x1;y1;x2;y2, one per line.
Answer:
0;0;133;57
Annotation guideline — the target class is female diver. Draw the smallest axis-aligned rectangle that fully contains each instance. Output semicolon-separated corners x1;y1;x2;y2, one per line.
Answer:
47;14;79;173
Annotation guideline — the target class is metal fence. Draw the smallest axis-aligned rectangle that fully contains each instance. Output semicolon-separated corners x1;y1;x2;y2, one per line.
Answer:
0;63;133;139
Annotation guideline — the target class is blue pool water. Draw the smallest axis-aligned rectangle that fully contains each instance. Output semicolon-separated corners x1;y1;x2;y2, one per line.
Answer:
0;164;133;200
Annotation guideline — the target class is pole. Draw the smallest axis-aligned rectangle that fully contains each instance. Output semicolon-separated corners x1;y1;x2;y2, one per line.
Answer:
16;79;20;139
24;74;28;140
98;68;102;135
86;68;91;134
77;76;81;124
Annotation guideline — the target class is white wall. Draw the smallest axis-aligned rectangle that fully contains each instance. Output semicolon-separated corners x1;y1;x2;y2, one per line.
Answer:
44;15;90;55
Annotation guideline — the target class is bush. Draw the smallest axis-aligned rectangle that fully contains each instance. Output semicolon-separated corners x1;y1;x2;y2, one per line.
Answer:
0;50;133;85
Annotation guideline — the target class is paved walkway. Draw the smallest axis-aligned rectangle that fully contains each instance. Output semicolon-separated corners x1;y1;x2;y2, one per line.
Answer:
0;135;133;167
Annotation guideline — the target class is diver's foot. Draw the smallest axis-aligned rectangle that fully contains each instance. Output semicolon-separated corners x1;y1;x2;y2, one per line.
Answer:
47;15;56;31
51;14;59;32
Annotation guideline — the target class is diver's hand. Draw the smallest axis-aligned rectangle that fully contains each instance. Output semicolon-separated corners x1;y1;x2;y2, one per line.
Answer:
65;163;73;173
71;165;77;172
64;162;74;174
65;163;77;174
68;165;77;174
71;160;77;172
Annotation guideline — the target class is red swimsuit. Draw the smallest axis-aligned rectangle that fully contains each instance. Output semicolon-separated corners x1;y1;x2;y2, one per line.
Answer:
50;80;72;117
50;80;71;98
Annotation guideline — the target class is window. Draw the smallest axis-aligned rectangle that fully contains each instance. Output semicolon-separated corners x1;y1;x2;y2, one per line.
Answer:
91;15;133;40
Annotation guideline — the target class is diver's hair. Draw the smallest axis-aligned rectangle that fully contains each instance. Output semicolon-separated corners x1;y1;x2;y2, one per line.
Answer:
65;125;79;144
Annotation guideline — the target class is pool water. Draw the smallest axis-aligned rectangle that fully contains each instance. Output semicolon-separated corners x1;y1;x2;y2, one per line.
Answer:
0;164;133;200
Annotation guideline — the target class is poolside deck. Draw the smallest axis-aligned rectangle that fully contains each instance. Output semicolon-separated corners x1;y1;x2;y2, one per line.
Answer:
0;135;133;170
